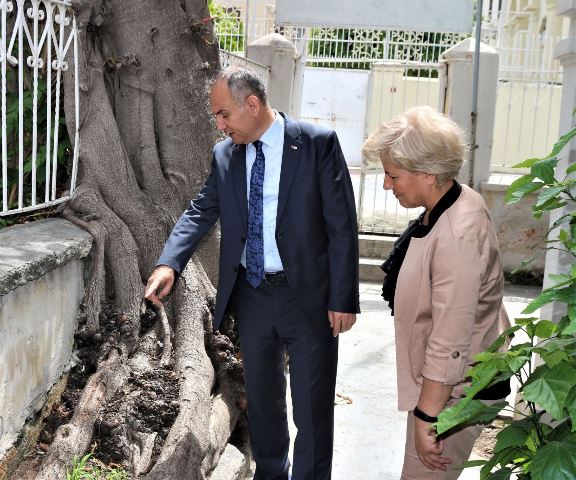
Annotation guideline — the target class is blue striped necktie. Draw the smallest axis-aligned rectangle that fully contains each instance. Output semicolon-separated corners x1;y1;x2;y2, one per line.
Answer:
246;140;265;288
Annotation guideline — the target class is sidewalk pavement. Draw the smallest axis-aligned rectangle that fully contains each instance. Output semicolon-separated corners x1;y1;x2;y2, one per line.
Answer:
287;281;541;479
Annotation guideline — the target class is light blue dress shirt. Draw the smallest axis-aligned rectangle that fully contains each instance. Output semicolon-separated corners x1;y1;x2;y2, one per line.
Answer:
241;112;285;273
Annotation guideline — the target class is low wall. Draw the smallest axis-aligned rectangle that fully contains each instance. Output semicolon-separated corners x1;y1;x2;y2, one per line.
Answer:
481;177;547;280
0;218;92;461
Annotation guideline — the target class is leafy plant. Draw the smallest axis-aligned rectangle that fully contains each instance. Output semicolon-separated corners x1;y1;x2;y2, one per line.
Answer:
66;453;129;480
436;127;576;479
209;1;244;53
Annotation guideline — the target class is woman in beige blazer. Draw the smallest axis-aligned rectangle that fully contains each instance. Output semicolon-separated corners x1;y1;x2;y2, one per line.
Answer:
362;106;510;479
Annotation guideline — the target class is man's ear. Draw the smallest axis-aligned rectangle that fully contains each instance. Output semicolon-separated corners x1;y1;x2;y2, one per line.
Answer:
245;95;260;115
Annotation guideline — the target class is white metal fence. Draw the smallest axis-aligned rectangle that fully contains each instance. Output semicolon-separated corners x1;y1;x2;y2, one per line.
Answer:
483;29;563;171
1;0;78;217
219;49;270;84
212;5;564;233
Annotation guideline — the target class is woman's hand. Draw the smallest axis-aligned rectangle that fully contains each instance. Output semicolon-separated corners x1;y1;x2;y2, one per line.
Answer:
414;418;452;471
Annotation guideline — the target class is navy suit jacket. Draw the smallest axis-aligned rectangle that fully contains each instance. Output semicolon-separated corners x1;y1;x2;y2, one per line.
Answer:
158;114;360;331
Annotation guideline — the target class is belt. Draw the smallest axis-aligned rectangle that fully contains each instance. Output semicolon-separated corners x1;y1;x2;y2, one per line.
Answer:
263;270;287;285
239;265;288;285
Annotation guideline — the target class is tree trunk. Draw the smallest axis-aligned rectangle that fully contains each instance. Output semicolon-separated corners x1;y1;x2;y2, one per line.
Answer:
34;0;245;477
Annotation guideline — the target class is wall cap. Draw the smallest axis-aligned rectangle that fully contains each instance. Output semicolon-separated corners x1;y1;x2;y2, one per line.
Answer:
0;218;92;296
557;0;576;17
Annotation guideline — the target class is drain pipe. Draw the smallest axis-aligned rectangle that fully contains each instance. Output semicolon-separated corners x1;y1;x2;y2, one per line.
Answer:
469;0;483;189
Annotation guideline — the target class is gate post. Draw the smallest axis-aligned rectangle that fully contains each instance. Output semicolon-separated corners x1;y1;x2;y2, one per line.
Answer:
246;33;298;115
439;38;499;189
540;1;576;321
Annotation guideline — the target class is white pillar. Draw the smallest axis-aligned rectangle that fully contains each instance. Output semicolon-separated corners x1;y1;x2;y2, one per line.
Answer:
246;33;297;115
541;0;576;321
439;39;499;189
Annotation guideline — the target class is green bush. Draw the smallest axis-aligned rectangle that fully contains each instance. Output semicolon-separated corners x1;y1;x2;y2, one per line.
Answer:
436;128;576;479
209;1;244;53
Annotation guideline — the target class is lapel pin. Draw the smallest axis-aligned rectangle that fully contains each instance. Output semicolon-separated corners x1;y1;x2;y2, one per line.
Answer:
290;145;298;150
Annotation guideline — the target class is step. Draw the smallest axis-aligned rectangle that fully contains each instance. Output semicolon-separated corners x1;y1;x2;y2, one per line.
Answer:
359;257;384;283
359;234;395;259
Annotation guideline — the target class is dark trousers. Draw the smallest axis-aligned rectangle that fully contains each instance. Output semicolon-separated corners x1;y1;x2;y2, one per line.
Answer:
232;269;338;480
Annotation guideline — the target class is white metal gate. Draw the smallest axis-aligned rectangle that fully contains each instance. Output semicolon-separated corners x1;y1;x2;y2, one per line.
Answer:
1;0;79;218
358;60;444;234
299;67;369;168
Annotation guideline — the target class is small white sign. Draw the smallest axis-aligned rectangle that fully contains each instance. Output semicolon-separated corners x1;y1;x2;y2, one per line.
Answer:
276;0;474;33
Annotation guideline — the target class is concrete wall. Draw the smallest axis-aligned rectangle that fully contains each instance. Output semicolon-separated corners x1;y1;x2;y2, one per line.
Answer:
481;181;547;278
0;219;92;459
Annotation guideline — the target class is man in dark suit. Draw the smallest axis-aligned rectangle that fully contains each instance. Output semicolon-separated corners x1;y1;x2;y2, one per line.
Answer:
145;66;360;480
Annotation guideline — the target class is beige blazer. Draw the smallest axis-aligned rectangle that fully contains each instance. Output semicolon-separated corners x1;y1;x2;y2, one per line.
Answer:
393;184;510;410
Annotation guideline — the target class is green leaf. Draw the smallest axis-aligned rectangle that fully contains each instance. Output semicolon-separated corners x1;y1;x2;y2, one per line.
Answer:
505;175;545;205
548;127;576;160
546;419;576;442
557;230;569;246
523;362;576;420
481;447;526;479
550;213;573;231
530;440;576;480
534;320;558;338
563;310;576;335
535;186;564;210
514;317;538;327
486;467;514;480
494;424;530;453
533;196;567;215
539;337;576;353
536;347;569;368
505;353;531;373
566;388;576;432
513;158;543;169
566;162;576;174
523;287;576;314
436;400;505;435
563;319;576;335
531;157;559;184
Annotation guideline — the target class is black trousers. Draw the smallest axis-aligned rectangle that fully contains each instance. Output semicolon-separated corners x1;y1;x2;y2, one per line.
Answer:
231;268;338;480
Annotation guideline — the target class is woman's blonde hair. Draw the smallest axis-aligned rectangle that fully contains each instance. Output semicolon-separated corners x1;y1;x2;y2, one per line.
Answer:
361;106;467;185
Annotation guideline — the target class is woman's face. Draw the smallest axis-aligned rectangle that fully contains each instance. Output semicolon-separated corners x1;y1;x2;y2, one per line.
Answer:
382;159;431;209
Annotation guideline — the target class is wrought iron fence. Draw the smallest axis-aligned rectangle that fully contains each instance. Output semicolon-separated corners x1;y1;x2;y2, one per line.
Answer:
1;0;79;217
482;29;563;172
212;3;564;232
219;49;270;85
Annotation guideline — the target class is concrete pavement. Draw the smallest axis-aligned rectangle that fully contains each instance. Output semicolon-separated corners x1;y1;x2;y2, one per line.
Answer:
287;281;540;479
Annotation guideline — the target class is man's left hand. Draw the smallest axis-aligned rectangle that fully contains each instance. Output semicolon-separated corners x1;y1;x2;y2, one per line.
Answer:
328;311;356;337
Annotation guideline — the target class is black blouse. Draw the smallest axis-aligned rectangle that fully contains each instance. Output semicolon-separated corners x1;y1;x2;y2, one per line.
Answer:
380;180;462;313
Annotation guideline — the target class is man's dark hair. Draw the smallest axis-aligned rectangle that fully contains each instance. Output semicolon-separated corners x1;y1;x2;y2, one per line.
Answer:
214;66;268;106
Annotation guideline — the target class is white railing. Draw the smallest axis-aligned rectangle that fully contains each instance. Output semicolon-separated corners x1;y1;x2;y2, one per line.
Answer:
1;0;78;217
219;49;270;85
213;1;563;232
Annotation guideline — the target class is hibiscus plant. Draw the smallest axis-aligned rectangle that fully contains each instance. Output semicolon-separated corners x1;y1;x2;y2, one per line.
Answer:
436;127;576;480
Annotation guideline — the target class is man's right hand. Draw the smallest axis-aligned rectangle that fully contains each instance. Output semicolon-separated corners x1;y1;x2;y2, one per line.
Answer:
144;265;176;307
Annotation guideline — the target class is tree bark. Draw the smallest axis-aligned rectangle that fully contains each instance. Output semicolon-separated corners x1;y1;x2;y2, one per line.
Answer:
34;0;244;477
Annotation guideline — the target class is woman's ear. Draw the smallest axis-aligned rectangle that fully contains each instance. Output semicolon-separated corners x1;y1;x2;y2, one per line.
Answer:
425;173;438;186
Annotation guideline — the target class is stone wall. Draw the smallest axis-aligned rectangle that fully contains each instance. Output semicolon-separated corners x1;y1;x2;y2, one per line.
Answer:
0;219;92;461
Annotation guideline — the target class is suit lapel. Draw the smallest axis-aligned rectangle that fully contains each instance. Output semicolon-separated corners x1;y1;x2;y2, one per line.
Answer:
231;143;248;229
277;115;302;226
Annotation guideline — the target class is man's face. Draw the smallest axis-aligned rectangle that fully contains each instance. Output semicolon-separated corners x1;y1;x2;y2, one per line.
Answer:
210;81;259;144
